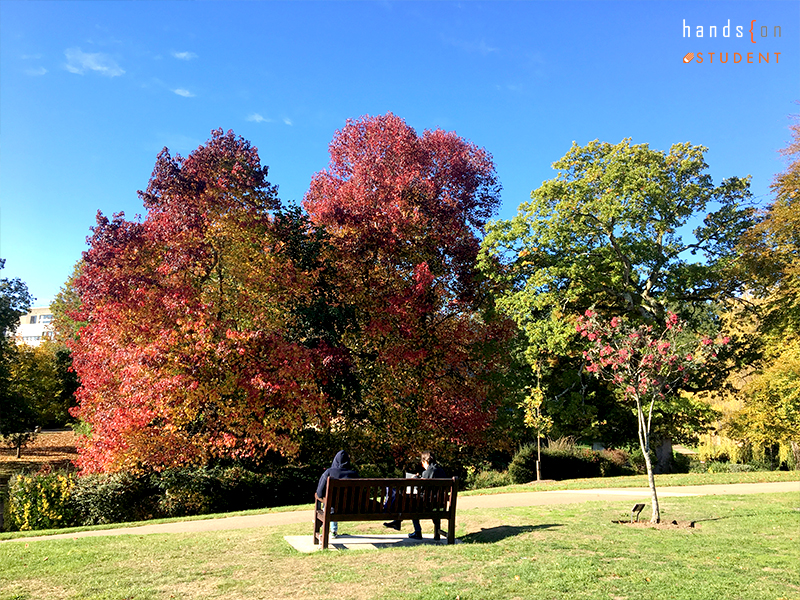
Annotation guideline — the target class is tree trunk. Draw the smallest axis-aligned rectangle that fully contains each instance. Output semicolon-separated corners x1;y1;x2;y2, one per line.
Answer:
791;441;800;470
636;399;660;523
536;434;542;481
641;443;660;523
15;443;21;459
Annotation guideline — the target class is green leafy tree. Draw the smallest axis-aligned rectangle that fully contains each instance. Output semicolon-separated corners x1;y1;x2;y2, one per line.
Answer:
50;260;86;344
9;341;78;429
480;139;754;448
0;259;37;456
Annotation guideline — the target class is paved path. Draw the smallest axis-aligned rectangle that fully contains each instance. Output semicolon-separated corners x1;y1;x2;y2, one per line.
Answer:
3;480;797;544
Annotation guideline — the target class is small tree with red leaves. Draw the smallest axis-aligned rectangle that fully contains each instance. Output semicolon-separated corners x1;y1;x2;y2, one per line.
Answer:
576;310;727;522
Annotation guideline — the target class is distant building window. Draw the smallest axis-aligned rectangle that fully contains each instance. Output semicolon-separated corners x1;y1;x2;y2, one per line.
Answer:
30;316;37;324
23;336;41;342
40;314;54;323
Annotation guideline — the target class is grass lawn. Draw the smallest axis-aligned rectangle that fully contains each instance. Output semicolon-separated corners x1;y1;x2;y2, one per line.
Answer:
1;491;798;600
459;469;800;495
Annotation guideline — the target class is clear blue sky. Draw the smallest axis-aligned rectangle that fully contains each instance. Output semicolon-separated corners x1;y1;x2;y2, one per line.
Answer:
1;0;797;306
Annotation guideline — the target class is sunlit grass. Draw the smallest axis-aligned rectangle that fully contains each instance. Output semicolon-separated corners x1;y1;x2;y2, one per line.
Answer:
1;492;798;600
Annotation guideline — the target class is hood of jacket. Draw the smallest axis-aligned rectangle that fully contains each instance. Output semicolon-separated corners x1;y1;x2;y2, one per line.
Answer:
331;450;351;470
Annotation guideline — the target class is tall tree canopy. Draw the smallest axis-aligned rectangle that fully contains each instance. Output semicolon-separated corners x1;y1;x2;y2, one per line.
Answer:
70;130;334;473
480;139;754;445
727;118;800;459
303;113;512;463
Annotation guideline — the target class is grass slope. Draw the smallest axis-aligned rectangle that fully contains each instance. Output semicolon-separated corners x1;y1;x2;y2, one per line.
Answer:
1;492;798;600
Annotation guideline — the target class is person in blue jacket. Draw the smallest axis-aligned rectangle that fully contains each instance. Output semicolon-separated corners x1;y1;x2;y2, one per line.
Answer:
316;450;358;537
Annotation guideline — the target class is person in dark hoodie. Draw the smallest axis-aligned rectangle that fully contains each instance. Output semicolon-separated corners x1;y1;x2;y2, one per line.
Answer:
316;450;358;537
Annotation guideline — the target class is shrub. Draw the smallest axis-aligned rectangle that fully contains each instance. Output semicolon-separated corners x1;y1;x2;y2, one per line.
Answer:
271;465;321;506
627;447;656;475
671;451;691;473
4;471;76;531
599;449;631;473
154;467;221;517
464;468;512;490
708;461;753;473
628;448;691;474
355;463;384;478
508;444;539;484
71;472;157;525
508;443;635;484
216;466;274;512
697;435;750;464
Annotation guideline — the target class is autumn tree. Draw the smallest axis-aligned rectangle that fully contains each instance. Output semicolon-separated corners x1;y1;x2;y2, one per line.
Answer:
728;117;800;465
70;130;336;473
480;139;754;451
303;113;513;465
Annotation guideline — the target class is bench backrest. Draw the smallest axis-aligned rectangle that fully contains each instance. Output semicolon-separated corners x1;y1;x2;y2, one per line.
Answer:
320;477;457;517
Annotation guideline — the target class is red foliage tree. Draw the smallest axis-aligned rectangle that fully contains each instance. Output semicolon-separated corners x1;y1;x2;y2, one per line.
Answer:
303;113;512;463
576;310;727;522
70;130;333;473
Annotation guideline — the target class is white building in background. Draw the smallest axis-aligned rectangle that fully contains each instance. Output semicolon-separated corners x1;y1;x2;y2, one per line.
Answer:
14;307;54;346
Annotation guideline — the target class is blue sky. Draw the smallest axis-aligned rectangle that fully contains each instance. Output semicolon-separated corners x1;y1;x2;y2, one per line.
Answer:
1;0;797;306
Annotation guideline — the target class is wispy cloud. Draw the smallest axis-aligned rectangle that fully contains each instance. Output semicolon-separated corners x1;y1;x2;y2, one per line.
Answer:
441;36;499;56
247;113;272;123
172;51;197;60
283;117;293;126
173;88;195;97
25;67;48;76
64;47;124;77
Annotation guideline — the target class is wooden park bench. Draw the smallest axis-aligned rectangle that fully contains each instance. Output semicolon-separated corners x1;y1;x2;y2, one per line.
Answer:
313;477;458;549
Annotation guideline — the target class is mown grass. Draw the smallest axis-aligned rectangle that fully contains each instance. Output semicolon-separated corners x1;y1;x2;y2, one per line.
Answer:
1;491;798;600
1;470;797;542
459;468;800;495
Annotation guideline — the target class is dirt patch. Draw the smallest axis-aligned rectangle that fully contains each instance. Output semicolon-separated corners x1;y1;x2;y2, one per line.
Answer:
0;430;79;481
612;519;698;530
0;430;78;461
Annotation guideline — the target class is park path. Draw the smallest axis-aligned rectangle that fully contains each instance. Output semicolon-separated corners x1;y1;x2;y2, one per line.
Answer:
3;480;797;544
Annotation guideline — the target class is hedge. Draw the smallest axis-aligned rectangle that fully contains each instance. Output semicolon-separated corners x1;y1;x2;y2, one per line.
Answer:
2;463;322;532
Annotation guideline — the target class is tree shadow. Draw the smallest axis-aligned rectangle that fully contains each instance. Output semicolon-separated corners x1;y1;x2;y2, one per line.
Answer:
690;512;759;523
461;523;562;544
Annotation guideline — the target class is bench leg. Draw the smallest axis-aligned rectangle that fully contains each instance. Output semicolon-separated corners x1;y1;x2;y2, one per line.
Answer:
314;513;322;546
447;517;455;544
321;516;330;549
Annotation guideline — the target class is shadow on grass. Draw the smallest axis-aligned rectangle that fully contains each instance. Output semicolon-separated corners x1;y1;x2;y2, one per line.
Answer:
461;523;562;544
689;511;785;523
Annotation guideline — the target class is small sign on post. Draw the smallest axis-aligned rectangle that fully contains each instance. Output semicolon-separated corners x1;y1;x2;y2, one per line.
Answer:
630;503;645;522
